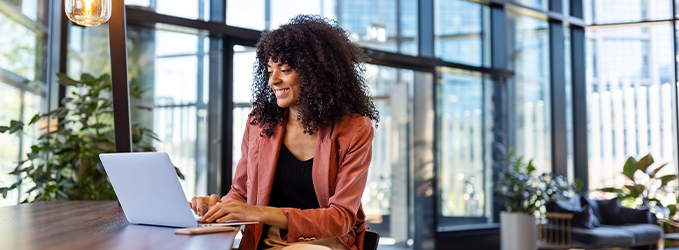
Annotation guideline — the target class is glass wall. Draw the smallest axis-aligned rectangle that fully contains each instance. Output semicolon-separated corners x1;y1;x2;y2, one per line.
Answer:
586;23;677;198
67;25;216;199
224;0;418;56
0;0;49;206
437;67;493;229
584;0;672;25
434;0;489;67
126;0;211;21
232;45;255;179
507;11;551;173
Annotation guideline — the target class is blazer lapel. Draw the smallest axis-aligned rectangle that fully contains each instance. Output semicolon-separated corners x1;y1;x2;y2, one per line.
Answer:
256;119;286;206
312;123;333;208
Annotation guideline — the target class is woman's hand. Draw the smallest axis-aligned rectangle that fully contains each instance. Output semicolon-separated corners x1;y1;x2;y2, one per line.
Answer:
201;199;262;223
202;200;289;229
189;194;221;216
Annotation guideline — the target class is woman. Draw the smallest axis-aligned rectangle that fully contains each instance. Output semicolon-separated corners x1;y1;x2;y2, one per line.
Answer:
190;15;379;250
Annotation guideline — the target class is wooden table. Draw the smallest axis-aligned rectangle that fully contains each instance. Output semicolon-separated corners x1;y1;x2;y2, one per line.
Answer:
0;201;238;250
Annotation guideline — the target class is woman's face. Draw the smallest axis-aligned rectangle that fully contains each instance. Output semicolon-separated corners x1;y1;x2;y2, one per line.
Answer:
267;58;301;109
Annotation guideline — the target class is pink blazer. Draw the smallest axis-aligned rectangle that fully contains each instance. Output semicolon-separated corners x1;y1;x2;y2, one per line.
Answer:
223;114;374;250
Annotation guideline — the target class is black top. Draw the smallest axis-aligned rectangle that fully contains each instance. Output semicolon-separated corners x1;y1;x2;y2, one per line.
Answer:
267;143;320;209
257;142;320;250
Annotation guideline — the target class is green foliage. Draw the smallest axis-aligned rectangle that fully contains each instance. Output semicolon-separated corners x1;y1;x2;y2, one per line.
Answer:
598;153;675;209
494;149;579;214
0;73;183;202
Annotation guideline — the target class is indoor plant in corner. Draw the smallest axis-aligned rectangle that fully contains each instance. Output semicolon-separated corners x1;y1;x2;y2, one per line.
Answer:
0;73;183;202
495;150;577;250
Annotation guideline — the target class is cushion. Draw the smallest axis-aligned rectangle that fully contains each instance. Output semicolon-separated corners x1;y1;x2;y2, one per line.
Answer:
571;226;635;248
596;198;623;225
580;194;602;224
619;206;651;224
546;199;598;228
603;224;663;246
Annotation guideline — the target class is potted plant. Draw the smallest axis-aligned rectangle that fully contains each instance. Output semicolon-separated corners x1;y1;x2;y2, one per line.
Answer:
0;73;183;202
495;150;577;250
599;153;675;208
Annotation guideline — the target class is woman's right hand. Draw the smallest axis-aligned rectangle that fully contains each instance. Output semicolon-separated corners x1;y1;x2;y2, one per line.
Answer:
189;194;221;216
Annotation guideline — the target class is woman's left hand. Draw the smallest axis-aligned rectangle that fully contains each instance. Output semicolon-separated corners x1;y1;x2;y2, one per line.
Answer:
201;199;262;223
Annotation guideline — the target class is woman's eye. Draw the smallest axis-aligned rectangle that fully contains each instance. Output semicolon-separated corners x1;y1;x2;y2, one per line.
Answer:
281;70;290;73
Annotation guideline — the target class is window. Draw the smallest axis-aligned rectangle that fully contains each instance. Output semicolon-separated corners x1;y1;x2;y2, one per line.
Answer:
126;0;210;21
437;67;493;229
586;24;677;198
67;26;216;199
0;0;48;206
232;45;255;179
363;64;412;246
226;0;265;30
224;0;418;56
434;0;489;67
584;0;672;25
510;0;548;11
507;12;552;173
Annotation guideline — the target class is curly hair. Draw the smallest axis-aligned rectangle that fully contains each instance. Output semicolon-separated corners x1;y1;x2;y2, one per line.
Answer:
249;15;379;137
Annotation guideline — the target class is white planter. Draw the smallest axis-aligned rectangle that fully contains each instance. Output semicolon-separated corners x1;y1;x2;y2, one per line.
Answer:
501;212;537;250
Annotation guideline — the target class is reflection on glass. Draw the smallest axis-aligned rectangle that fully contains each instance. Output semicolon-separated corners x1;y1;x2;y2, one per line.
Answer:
224;0;418;56
0;84;45;207
584;0;672;25
67;27;214;199
0;4;47;207
270;0;335;29
0;83;22;207
434;0;486;67
232;45;256;178
586;25;676;199
510;0;548;11
362;64;411;246
508;14;551;173
0;12;40;81
157;0;208;21
226;0;265;30
437;67;492;229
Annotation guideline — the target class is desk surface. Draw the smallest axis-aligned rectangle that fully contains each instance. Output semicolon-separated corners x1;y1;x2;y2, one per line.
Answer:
0;201;237;250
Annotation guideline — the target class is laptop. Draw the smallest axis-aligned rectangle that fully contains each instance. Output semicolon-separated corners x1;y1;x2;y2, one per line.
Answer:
100;152;258;228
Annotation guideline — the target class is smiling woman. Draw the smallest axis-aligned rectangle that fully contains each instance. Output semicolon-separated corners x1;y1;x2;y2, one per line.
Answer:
190;15;379;250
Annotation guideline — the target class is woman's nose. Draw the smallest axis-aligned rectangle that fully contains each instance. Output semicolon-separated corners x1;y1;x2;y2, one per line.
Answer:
268;71;281;85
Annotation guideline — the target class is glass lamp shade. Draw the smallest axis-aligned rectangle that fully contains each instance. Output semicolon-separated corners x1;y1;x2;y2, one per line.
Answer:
65;0;112;26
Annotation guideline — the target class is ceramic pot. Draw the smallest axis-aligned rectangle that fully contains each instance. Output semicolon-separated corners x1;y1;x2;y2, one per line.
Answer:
500;212;537;250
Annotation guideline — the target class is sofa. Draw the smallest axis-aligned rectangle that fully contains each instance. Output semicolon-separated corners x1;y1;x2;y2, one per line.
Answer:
544;194;664;249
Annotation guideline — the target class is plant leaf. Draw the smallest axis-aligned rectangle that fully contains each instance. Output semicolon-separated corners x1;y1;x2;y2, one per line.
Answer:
60;97;74;105
174;166;185;180
57;73;79;86
670;204;677;217
0;126;8;133
649;163;669;178
624;185;644;198
599;187;624;194
135;105;152;111
660;175;678;187
81;73;96;85
28;114;40;125
636;154;654;173
623;157;638;182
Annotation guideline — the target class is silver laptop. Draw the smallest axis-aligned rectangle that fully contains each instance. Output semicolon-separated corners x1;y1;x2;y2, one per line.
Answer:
100;152;258;228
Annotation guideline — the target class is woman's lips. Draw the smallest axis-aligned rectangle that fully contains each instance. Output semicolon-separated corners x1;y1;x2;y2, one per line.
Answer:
275;88;290;98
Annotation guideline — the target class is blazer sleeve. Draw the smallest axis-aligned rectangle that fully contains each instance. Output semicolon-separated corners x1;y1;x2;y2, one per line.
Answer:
280;118;373;241
222;117;252;203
